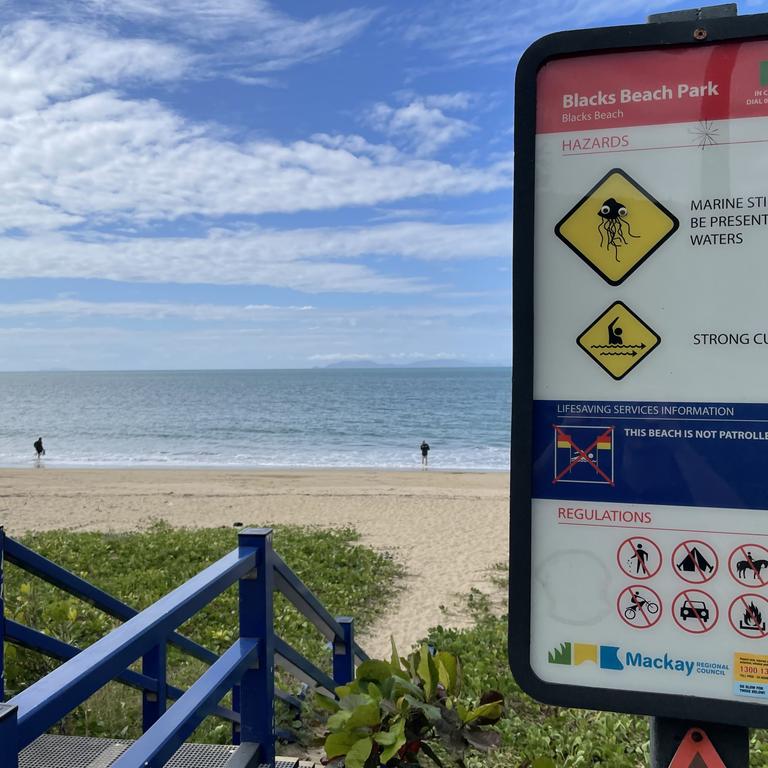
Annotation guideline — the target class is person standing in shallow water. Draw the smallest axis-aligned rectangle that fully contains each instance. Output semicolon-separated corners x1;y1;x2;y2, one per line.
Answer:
420;440;430;469
33;437;45;467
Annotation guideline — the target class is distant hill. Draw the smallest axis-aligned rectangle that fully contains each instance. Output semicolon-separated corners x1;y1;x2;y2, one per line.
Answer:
323;360;485;369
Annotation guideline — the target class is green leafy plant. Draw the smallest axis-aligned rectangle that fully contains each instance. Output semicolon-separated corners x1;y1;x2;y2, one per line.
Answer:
323;640;504;768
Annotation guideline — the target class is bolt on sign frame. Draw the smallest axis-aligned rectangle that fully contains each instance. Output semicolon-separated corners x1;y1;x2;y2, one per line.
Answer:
510;10;768;728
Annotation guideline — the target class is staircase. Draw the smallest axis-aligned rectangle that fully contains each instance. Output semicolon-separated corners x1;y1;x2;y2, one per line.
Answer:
20;735;316;768
0;527;366;768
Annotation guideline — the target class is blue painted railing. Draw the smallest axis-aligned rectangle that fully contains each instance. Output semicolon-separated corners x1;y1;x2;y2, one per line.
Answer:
0;527;368;768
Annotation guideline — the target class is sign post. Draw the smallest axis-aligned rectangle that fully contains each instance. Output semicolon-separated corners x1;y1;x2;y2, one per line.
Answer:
511;5;768;764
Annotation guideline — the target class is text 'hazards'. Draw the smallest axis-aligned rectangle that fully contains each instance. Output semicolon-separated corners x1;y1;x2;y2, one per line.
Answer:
577;301;660;380
555;168;679;285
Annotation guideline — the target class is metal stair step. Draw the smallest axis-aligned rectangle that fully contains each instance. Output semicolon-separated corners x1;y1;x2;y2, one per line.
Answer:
19;734;311;768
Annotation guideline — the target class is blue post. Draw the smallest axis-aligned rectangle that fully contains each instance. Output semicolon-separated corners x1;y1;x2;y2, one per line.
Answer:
0;527;5;702
333;617;355;686
231;684;240;745
238;528;274;766
0;703;18;768
141;641;167;732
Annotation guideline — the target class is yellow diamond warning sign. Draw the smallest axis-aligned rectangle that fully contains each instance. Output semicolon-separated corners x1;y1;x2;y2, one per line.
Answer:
577;301;660;380
555;168;678;285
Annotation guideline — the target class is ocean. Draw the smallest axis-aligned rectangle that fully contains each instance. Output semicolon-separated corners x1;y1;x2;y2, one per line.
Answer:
0;368;511;470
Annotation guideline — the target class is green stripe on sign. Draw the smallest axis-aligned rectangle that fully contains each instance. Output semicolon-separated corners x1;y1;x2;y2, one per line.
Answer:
761;61;768;86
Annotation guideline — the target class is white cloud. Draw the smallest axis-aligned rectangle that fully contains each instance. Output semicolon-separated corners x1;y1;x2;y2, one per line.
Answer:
7;1;376;76
398;0;683;67
0;32;509;231
367;97;475;155
0;300;314;321
0;298;511;369
0;21;510;238
423;93;474;110
0;21;188;116
0;220;509;292
0;298;507;323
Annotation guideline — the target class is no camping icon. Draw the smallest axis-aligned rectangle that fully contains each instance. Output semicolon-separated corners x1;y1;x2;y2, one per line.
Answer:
553;424;614;486
672;540;718;584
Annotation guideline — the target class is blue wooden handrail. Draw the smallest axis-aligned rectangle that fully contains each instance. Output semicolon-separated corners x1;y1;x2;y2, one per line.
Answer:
273;553;345;641
6;619;158;694
0;527;366;768
4;537;218;665
11;547;257;749
6;619;240;723
274;637;337;698
111;639;261;768
3;533;317;712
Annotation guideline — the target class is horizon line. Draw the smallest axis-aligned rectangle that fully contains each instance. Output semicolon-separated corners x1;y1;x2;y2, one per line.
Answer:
0;364;512;374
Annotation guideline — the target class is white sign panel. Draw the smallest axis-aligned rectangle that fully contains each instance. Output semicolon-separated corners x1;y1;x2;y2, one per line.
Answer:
512;25;768;724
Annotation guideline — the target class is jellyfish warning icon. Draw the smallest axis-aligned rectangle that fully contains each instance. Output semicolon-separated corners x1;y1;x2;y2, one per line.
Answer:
577;301;660;380
555;168;678;285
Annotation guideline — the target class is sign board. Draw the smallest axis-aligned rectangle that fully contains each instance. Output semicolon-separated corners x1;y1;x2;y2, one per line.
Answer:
510;12;768;727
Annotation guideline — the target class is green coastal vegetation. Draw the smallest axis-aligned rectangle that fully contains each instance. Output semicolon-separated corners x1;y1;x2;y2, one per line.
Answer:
5;523;403;744
424;567;768;768
8;525;768;766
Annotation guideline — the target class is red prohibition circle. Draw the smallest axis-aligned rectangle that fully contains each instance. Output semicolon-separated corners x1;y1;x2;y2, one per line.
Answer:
671;539;718;584
672;588;718;634
616;584;662;629
616;536;662;580
729;593;768;639
728;543;768;588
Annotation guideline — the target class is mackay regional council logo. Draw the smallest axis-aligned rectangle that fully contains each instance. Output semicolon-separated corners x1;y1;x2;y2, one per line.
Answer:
548;641;729;679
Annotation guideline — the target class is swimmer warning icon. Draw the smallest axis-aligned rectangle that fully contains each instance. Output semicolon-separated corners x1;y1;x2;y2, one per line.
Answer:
577;301;660;380
555;168;678;285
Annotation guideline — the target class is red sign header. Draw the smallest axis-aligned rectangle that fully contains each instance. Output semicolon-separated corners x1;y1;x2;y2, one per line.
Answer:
537;40;768;133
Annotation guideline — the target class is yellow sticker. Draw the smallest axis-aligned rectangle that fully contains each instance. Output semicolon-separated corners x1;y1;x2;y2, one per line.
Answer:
577;301;660;380
555;168;678;285
734;652;768;683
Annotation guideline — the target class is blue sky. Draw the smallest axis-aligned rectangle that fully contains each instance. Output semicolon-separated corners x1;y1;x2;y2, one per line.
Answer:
0;0;763;370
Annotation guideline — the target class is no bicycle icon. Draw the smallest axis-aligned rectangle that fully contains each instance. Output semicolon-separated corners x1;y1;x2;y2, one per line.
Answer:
617;585;662;629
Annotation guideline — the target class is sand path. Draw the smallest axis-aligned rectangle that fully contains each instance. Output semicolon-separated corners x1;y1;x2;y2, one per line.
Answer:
0;468;509;658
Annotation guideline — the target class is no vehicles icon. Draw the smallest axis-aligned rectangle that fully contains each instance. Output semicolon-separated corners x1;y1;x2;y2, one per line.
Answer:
672;589;718;634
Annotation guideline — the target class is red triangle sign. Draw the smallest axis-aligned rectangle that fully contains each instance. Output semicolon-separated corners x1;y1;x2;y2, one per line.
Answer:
668;729;727;768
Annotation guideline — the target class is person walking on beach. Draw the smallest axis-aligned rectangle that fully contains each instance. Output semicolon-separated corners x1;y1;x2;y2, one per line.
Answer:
33;437;45;467
420;440;430;469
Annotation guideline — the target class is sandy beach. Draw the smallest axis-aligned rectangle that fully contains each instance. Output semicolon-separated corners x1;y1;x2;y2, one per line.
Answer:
0;468;509;658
